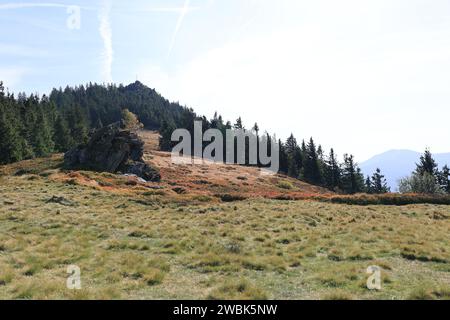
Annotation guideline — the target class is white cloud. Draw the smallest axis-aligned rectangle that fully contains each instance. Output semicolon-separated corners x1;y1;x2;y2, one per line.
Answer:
137;18;450;160
98;0;113;83
130;0;450;160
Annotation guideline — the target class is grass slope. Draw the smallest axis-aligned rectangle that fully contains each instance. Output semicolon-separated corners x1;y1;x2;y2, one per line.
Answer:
0;132;449;300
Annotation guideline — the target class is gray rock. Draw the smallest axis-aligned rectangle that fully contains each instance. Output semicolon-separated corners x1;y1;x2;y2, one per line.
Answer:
64;123;160;182
122;161;160;182
46;196;77;207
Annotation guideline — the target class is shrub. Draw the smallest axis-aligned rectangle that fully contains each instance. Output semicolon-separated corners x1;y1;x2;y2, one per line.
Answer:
143;268;165;286
15;168;40;176
321;290;354;300
325;193;450;206
398;173;444;195
207;279;268;300
277;181;294;190
121;109;143;131
218;194;247;202
192;195;213;202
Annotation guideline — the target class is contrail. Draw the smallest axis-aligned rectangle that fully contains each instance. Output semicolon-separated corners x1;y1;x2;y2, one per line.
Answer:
141;6;199;13
167;0;190;57
98;0;113;83
0;2;94;10
0;2;67;10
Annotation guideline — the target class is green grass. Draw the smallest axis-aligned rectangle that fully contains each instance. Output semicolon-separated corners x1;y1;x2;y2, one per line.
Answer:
0;162;450;299
277;181;294;190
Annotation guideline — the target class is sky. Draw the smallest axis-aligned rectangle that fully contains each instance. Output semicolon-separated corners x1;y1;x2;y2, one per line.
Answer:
1;0;450;161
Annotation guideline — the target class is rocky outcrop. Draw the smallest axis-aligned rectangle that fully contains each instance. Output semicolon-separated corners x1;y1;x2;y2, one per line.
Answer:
64;123;160;182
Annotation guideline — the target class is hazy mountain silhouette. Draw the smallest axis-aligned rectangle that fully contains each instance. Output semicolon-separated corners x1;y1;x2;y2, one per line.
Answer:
360;150;450;191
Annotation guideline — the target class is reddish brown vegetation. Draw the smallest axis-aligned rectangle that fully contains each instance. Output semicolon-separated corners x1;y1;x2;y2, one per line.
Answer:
4;130;450;205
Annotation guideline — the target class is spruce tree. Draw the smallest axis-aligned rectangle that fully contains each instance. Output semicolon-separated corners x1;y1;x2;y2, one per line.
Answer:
288;146;302;178
371;168;390;194
54;115;74;152
285;134;297;155
355;167;366;193
0;100;27;164
159;119;176;152
439;165;450;193
252;123;259;135
278;139;289;174
233;117;243;129
303;137;322;184
285;134;302;178
67;106;89;145
341;154;358;194
324;148;341;191
416;149;438;177
365;176;373;194
210;112;219;129
31;109;55;157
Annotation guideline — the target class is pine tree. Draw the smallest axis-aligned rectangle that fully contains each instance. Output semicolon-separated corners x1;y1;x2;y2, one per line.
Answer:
288;146;302;178
54;115;74;152
252;122;260;166
303;137;322;184
317;145;323;160
67;106;88;145
324;148;341;190
355;167;366;193
159;119;176;151
285;134;297;155
233;117;243;129
252;122;259;135
31;109;55;157
0;100;27;164
285;134;302;178
211;112;219;129
278;139;289;174
416;149;438;177
371;168;390;194
438;165;450;193
365;176;373;194
341;154;359;194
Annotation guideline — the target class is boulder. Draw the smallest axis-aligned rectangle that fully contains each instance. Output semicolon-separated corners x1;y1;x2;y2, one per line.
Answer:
122;161;161;182
64;123;161;182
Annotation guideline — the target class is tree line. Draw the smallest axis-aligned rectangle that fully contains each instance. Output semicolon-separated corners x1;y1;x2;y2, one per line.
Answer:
160;113;389;194
0;81;197;164
280;133;390;194
1;80;388;194
399;149;450;195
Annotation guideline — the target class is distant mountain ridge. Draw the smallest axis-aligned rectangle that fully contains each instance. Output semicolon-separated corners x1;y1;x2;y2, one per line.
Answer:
360;150;450;190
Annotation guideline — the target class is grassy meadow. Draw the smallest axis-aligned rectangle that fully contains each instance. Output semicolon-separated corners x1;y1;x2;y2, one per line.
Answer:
0;155;449;300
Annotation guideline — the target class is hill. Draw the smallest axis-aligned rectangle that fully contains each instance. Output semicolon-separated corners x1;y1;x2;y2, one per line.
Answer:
1;80;370;195
0;131;449;299
361;150;450;191
139;131;330;200
50;81;196;130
